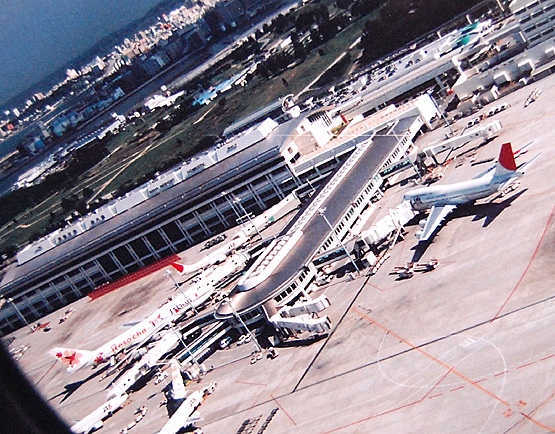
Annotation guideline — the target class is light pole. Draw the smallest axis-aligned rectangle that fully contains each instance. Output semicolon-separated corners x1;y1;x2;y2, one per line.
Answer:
165;270;198;315
7;297;33;332
220;298;262;353
318;207;360;274
221;191;243;226
427;90;454;135
235;196;262;240
171;326;203;374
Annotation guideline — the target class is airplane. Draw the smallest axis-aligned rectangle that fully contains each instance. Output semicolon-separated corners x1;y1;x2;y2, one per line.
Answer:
70;392;128;434
144;90;185;111
50;282;215;373
170;242;249;275
107;331;181;398
404;142;538;242
158;371;217;434
51;251;248;373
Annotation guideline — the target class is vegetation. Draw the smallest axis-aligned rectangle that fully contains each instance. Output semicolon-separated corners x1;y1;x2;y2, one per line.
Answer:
359;0;485;63
0;0;500;262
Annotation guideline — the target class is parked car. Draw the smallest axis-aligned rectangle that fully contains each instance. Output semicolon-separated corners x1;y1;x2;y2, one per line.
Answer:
219;336;232;349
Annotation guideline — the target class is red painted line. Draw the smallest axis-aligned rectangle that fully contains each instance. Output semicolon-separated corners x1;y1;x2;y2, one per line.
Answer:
271;394;296;426
494;370;508;377
475;378;487;384
319;370;450;434
491;203;555;322
516;362;535;370
450;386;465;392
235;380;268;386
520;412;555;432
367;282;384;292
34;361;57;386
514;387;555;431
428;393;443;399
540;354;555;361
352;308;511;407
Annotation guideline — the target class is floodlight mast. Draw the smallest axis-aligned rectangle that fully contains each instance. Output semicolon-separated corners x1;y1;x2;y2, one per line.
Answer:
219;298;262;353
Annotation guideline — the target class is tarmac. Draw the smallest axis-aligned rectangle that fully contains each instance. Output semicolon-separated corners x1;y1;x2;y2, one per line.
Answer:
4;72;555;434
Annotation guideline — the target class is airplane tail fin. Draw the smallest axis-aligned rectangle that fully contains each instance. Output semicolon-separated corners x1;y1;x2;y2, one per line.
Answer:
50;347;96;373
493;142;517;177
170;261;185;275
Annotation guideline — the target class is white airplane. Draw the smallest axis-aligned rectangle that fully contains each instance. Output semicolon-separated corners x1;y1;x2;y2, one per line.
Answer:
404;142;538;241
170;242;249;275
159;379;217;434
70;393;128;434
107;331;181;398
50;282;215;373
144;91;185;111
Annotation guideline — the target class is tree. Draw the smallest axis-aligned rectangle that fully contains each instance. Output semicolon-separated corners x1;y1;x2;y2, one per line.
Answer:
295;11;315;33
61;196;77;212
82;187;93;200
316;4;329;23
336;0;350;9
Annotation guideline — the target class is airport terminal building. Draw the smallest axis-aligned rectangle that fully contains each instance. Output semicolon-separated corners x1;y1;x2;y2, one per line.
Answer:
0;94;437;335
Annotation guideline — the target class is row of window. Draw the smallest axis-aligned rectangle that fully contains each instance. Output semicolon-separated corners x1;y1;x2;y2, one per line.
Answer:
240;308;261;322
514;0;554;16
318;176;381;254
529;27;555;42
274;268;311;304
523;13;555;31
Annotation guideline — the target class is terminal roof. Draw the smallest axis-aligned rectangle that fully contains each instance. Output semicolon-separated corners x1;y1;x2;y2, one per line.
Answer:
218;118;416;316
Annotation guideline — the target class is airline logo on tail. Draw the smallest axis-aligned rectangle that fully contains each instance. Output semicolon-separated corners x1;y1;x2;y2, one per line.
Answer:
50;348;96;372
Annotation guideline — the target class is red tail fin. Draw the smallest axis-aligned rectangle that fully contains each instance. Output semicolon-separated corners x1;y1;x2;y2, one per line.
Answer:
499;142;517;171
171;262;185;274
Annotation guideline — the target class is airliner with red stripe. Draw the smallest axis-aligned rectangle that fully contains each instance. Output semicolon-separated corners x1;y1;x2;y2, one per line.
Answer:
404;142;539;241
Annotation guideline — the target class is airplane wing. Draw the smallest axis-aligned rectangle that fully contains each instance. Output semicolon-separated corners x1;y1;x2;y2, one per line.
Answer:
419;205;456;242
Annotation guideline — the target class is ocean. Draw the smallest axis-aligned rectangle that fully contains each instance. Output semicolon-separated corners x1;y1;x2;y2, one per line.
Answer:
0;0;172;109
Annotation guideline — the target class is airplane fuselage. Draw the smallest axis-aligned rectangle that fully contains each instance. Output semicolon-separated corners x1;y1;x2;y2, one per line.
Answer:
159;391;203;434
404;171;520;211
94;284;214;363
70;393;128;434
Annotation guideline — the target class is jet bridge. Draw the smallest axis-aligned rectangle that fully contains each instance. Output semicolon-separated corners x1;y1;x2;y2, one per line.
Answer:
270;295;332;333
422;120;502;163
176;321;230;366
278;295;331;318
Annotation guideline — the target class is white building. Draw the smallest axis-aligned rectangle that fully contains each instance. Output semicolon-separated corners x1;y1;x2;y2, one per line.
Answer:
510;0;555;46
